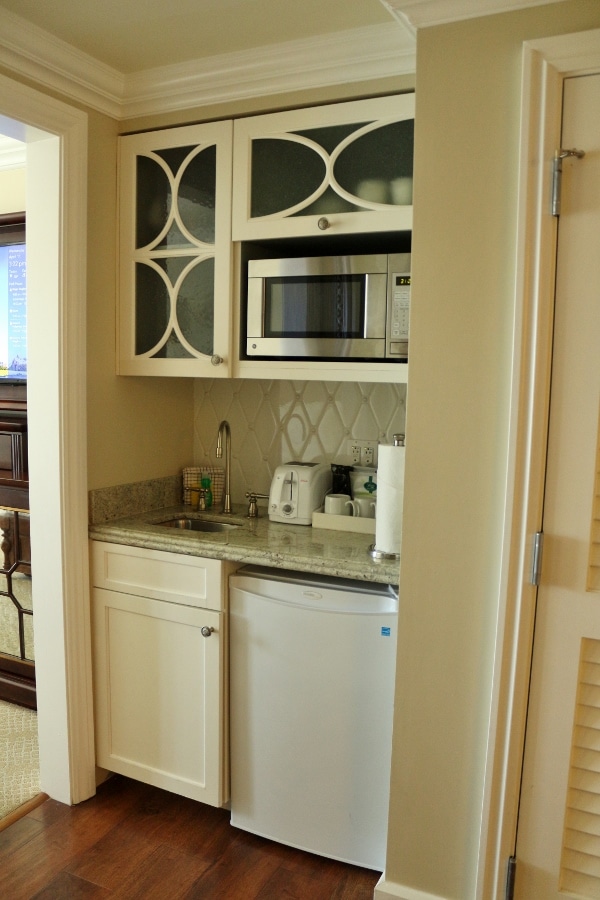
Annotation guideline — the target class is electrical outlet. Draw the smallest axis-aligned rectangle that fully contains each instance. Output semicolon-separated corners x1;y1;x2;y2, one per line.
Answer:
347;440;378;467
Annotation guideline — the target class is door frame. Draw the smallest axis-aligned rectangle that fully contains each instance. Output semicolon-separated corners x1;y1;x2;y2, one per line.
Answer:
478;28;600;900
0;75;95;804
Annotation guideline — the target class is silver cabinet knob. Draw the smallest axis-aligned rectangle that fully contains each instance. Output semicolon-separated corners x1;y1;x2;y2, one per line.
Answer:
211;355;223;366
317;217;330;231
201;626;214;637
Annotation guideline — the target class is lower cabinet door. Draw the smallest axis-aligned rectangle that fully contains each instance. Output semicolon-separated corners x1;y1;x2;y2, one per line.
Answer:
92;587;227;806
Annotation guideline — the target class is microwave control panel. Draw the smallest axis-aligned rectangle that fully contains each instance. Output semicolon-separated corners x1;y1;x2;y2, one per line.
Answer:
387;268;411;359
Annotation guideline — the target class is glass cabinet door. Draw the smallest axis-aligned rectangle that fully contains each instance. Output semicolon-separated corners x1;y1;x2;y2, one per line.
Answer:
119;121;232;376
232;94;414;241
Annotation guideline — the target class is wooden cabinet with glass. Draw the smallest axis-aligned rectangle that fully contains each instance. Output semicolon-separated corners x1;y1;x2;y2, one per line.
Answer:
118;121;233;376
232;94;414;241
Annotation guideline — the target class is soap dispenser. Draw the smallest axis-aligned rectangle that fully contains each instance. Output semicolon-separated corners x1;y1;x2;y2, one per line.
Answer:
201;475;213;508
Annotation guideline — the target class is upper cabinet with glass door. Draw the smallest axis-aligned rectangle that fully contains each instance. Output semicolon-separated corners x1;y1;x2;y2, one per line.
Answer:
118;121;233;376
232;94;414;241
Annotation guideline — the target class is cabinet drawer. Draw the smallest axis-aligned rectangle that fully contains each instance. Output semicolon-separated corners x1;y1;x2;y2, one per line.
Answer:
90;541;224;611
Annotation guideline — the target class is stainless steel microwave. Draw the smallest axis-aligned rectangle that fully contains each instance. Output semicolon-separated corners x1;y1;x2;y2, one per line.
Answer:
246;253;410;362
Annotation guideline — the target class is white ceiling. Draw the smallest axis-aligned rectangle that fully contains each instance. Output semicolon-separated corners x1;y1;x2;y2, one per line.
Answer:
0;0;560;78
0;0;394;74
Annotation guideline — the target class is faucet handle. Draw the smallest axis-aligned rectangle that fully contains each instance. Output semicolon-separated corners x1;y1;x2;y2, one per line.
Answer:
245;491;270;518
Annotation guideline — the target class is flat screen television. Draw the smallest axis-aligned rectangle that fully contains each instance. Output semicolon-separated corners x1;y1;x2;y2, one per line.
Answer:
0;214;26;383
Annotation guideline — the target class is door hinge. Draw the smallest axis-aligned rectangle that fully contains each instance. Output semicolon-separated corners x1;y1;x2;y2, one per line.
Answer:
530;531;544;586
552;148;585;216
505;855;517;900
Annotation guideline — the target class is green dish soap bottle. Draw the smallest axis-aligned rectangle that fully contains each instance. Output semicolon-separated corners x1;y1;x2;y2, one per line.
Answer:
201;475;213;508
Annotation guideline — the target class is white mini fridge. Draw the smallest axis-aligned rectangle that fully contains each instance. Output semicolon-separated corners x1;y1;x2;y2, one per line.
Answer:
229;565;398;871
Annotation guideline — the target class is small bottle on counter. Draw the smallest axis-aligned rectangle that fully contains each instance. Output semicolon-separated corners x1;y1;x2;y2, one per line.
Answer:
201;476;213;508
190;485;201;509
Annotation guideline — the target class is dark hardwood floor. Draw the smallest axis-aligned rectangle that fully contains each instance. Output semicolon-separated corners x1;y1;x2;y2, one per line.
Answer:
0;776;381;899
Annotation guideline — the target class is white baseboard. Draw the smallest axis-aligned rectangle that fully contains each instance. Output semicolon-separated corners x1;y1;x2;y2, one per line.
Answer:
374;872;449;900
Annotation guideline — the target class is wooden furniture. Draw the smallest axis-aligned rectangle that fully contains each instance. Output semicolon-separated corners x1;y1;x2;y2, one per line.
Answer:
0;384;29;572
91;541;232;806
0;417;29;577
0;382;33;708
0;509;30;576
0;382;28;512
0;504;34;709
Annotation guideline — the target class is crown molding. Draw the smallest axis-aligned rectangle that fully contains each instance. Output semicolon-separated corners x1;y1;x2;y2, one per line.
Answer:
0;7;415;122
0;7;125;118
381;0;561;28
122;23;415;119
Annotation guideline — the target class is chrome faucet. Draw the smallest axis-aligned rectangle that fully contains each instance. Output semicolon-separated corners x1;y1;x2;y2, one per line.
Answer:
216;420;232;514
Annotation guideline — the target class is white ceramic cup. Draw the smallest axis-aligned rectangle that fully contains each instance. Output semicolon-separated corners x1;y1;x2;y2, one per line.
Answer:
347;497;376;518
357;178;388;204
324;493;351;515
390;176;413;205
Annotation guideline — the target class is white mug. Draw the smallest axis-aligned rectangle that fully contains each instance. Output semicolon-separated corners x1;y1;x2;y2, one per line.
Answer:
347;497;376;518
357;178;387;204
324;493;351;515
390;176;413;205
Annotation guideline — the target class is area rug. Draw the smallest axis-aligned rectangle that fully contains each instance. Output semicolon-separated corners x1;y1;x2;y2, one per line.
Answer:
0;699;41;821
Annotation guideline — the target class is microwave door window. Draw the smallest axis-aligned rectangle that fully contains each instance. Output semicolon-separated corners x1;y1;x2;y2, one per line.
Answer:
264;276;365;338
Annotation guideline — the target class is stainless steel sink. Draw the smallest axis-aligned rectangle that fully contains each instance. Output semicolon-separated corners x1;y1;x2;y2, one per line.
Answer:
157;517;241;533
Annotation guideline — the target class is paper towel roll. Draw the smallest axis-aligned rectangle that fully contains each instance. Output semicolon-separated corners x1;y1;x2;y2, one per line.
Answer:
374;444;405;555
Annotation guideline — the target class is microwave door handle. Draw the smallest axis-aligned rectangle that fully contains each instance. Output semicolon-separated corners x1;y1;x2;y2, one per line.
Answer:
363;273;388;338
363;274;370;337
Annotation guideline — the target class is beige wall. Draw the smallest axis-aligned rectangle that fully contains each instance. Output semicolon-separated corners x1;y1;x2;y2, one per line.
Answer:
385;3;600;898
84;109;194;489
0;167;25;213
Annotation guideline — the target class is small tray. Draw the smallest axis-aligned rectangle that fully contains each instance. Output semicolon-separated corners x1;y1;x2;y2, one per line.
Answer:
311;509;376;535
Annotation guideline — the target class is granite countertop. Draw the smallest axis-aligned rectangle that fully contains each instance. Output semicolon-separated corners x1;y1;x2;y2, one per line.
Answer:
89;504;400;586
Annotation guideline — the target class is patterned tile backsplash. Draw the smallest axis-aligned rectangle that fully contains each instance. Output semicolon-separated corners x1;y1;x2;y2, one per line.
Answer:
193;379;407;502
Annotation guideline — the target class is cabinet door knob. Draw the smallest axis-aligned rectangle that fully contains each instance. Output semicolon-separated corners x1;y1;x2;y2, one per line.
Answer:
201;626;214;638
317;216;330;231
211;355;224;366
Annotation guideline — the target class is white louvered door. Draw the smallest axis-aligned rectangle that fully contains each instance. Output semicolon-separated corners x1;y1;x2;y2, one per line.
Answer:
514;72;600;898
